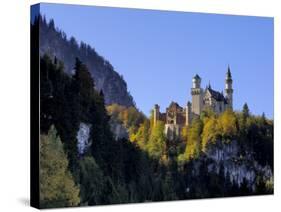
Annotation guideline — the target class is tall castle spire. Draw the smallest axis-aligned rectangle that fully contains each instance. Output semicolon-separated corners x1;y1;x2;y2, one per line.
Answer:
226;65;232;78
225;65;233;109
208;80;211;89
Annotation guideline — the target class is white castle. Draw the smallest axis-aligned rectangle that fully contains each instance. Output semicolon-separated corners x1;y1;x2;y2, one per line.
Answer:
153;66;233;140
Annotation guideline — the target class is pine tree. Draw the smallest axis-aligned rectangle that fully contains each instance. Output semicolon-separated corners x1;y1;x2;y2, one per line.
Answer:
48;19;55;29
242;103;250;119
79;156;106;205
40;126;80;208
72;57;95;121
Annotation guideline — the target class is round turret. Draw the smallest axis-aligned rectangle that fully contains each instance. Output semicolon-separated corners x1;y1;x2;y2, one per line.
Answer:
192;74;201;88
153;104;160;124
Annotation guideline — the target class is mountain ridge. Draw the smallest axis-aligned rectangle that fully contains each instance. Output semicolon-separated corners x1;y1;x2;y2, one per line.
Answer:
39;16;135;107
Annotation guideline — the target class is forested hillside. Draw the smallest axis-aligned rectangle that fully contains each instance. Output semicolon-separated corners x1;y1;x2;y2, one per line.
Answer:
38;15;134;107
33;16;273;208
108;103;273;197
39;53;273;208
39;53;194;207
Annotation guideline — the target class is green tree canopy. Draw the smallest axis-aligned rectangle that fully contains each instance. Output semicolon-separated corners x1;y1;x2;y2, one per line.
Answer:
147;121;166;159
79;156;106;205
40;126;80;208
183;118;203;161
242;103;250;119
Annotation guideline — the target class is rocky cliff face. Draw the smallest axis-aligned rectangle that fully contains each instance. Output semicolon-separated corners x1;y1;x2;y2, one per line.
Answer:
76;123;91;155
39;18;134;107
204;140;273;191
108;117;129;141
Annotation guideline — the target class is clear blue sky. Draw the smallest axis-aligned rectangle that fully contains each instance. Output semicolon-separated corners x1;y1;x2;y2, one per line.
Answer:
39;3;274;118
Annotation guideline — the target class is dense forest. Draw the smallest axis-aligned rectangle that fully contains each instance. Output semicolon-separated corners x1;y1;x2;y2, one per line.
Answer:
33;16;273;208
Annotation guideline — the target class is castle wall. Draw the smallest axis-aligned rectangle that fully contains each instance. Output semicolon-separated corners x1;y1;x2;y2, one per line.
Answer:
203;98;227;114
191;88;203;115
226;95;233;109
164;124;181;141
186;103;192;126
214;100;221;113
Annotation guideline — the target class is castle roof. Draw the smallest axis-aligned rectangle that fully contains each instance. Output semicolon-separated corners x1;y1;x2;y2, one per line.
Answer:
206;87;227;103
193;74;201;80
226;65;232;79
168;101;182;109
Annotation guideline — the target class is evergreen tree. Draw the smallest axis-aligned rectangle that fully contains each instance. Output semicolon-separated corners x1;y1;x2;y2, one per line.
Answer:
72;57;95;121
242;103;250;119
79;156;106;205
48;18;55;29
40;126;80;208
261;112;267;125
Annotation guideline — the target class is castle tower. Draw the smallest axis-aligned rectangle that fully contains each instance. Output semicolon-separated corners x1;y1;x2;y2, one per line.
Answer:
225;66;233;109
153;104;160;124
185;101;192;126
191;74;203;115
